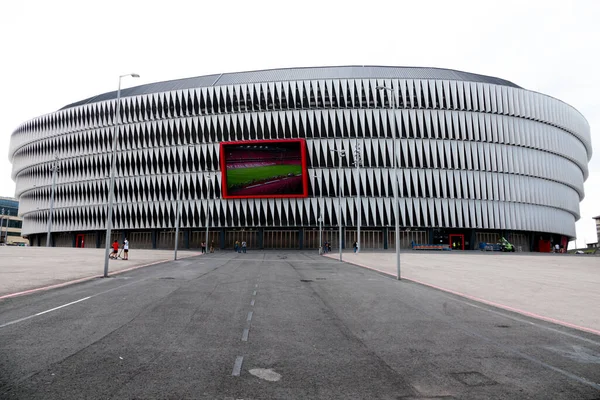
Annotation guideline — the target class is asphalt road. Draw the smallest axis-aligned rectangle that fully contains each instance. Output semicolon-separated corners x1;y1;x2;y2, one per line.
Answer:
0;251;599;399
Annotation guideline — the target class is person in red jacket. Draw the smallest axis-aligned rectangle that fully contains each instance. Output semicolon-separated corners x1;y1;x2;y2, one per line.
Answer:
109;240;119;259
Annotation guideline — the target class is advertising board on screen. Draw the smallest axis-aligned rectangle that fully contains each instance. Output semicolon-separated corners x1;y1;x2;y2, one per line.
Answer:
220;139;309;199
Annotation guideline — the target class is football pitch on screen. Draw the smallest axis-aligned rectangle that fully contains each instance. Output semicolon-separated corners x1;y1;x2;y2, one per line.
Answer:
227;165;302;186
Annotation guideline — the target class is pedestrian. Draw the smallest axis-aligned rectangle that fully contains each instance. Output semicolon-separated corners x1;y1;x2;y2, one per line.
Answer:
234;240;239;252
324;241;329;253
210;240;215;253
123;238;129;260
109;240;119;259
242;240;247;253
201;241;206;254
353;240;358;253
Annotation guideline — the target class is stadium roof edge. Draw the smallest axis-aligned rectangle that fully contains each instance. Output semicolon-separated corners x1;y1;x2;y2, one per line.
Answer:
60;65;521;110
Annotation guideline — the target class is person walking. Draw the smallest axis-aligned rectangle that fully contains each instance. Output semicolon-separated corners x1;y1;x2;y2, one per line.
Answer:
234;240;239;253
242;240;247;253
210;240;215;253
123;238;129;260
353;240;358;253
201;241;206;254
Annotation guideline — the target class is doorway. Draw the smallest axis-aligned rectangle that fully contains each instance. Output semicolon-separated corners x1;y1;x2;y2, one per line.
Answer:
75;234;85;248
449;234;464;250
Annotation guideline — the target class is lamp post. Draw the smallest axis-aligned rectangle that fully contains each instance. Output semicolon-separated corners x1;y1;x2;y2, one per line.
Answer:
46;155;60;247
311;172;324;254
174;145;194;261
331;148;346;262
205;174;215;253
376;85;401;280
354;141;362;253
103;73;140;278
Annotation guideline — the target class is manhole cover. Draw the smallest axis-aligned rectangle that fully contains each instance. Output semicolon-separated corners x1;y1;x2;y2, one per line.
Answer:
451;371;496;387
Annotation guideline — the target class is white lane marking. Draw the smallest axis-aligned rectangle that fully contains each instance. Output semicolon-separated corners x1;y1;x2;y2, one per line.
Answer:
232;356;244;376
250;299;255;306
0;296;91;329
255;284;258;288
247;311;253;322
249;368;282;382
253;290;257;296
242;328;249;341
0;277;153;330
35;296;91;316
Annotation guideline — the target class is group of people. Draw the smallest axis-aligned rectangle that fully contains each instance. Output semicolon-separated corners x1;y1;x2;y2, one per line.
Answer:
200;241;215;254
234;240;247;253
321;240;360;253
109;238;129;260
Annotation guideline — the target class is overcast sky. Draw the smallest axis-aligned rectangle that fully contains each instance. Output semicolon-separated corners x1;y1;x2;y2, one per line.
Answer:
1;0;598;247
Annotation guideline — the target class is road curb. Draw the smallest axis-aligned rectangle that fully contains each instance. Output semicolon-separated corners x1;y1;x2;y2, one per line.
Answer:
328;254;600;338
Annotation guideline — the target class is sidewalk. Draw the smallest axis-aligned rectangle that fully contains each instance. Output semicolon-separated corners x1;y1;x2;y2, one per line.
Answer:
326;250;600;335
0;247;202;298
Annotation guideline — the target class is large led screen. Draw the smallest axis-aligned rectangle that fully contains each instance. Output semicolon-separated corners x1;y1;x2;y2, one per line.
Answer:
220;139;308;199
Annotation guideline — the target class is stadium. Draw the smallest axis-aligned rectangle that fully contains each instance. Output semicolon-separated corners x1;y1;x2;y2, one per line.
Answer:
8;66;591;251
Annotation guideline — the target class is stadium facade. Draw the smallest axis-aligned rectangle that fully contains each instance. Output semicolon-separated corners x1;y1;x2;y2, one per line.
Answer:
8;66;592;251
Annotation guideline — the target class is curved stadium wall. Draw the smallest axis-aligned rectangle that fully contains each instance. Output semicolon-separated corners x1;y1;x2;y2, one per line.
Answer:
8;66;592;251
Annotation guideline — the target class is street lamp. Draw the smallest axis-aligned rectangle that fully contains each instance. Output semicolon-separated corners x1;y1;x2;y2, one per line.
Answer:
331;148;346;262
354;141;362;253
103;73;140;278
46;155;60;247
205;174;216;253
174;145;194;261
376;85;401;280
311;172;324;254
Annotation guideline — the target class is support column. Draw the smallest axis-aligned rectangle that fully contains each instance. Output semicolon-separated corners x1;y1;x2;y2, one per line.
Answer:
258;227;264;249
220;228;225;249
383;227;389;249
470;230;476;251
184;229;190;249
298;228;304;250
152;230;157;249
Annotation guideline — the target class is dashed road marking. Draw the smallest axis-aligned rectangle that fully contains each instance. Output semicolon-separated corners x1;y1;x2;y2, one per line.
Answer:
250;299;255;306
247;311;253;322
242;328;249;341
232;356;244;376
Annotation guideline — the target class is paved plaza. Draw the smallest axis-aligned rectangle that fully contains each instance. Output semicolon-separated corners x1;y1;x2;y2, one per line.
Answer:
0;246;202;298
325;250;600;335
